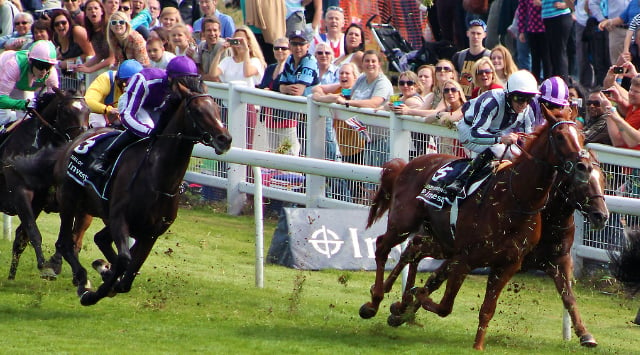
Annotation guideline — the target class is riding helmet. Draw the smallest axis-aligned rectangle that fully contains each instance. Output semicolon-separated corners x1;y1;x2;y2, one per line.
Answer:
505;70;539;96
539;76;570;106
166;56;199;78
117;59;144;80
28;40;58;65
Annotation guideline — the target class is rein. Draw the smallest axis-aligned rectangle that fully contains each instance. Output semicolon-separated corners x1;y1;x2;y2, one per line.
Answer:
29;95;86;142
153;93;215;143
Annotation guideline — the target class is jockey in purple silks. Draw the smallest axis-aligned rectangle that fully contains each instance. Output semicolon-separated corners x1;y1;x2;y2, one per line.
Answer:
90;56;200;175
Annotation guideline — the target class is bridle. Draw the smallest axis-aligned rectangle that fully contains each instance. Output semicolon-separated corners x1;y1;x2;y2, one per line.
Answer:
154;93;218;144
30;94;87;142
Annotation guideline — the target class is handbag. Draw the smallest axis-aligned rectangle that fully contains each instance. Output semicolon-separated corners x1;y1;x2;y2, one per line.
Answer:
463;0;489;15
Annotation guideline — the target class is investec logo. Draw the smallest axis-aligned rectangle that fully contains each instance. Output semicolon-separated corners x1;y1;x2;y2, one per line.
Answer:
307;225;399;259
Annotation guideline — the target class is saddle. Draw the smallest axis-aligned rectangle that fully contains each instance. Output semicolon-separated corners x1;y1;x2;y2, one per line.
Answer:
66;131;122;199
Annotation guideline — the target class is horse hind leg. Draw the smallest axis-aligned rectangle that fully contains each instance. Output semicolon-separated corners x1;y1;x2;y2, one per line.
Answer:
359;232;400;319
8;225;29;280
546;257;597;347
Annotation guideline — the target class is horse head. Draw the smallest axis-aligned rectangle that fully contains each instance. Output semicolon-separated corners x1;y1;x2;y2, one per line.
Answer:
173;81;232;155
35;87;89;142
538;103;592;185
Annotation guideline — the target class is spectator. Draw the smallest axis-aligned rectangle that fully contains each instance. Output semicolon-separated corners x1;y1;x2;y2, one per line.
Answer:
594;0;632;67
147;36;175;68
198;17;227;81
310;5;344;58
314;42;338;84
149;26;174;53
119;0;133;19
129;0;153;39
258;37;289;91
541;0;574;79
160;0;200;26
76;0;114;80
583;90;613;145
432;59;459;108
490;44;518;85
107;11;150;67
85;59;143;128
31;18;52;41
241;0;287;65
103;0;120;20
0;0;19;38
211;26;266;150
193;0;235;42
50;8;95;71
62;0;84;25
147;0;161;29
451;19;491;99
416;64;435;106
0;11;33;50
278;28;318;96
471;57;503;99
518;0;551;83
170;23;197;60
159;6;183;31
387;70;424;111
567;77;587;128
333;23;364;72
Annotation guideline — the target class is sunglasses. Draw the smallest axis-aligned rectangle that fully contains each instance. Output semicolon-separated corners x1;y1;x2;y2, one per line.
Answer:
273;46;289;51
476;68;493;75
31;60;53;71
14;21;30;25
586;100;601;107
110;20;126;26
119;6;131;11
54;20;68;27
511;94;534;104
443;87;458;94
435;66;452;72
327;5;344;12
398;80;415;86
315;51;332;56
64;0;78;2
289;42;307;47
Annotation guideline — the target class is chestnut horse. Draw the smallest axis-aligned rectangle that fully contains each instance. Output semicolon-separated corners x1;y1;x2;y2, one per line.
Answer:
375;155;607;347
359;106;593;350
53;79;232;305
0;88;89;280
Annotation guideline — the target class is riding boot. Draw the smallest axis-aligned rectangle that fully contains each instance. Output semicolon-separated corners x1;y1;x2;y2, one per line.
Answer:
445;149;495;195
90;130;139;175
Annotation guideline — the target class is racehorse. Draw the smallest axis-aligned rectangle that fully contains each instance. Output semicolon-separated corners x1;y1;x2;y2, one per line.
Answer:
0;88;89;280
359;105;594;350
372;154;608;347
53;78;232;305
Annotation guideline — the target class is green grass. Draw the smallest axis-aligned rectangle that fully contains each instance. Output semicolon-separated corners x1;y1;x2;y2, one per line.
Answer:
0;206;639;354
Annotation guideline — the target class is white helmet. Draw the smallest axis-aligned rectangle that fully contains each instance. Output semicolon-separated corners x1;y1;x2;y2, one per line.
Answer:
505;70;540;95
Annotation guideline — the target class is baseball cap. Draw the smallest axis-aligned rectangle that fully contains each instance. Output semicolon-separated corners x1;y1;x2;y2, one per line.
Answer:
287;29;311;43
468;19;487;32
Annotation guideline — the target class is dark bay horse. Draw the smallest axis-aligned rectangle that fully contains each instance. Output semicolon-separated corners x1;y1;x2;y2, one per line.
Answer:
0;88;89;280
373;155;608;347
359;106;593;350
53;79;232;305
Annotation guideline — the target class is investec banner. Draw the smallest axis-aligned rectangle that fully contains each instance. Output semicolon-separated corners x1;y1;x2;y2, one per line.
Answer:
267;208;442;271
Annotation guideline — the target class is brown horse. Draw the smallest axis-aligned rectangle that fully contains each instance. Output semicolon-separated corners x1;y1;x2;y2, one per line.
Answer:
359;106;593;350
0;88;89;280
376;155;608;347
53;78;232;305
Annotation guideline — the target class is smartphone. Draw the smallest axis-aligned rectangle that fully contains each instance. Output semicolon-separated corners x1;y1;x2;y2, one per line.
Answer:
613;66;625;74
571;98;583;108
228;38;240;45
602;90;613;98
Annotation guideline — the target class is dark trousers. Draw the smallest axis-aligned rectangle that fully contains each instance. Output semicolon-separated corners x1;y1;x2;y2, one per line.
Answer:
543;13;573;80
527;32;552;82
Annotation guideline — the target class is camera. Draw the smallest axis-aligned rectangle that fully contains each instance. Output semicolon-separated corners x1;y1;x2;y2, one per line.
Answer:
34;9;54;20
602;89;613;98
613;66;625;74
228;38;240;45
571;98;583;108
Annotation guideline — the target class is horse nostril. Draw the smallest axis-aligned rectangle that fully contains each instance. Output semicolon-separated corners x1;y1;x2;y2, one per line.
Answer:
576;162;588;172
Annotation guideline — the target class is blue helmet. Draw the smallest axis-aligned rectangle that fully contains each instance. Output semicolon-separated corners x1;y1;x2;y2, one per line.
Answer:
116;59;143;80
166;56;199;78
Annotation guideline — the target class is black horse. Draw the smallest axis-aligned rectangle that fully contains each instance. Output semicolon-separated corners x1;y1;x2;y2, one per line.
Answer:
53;78;232;305
1;88;89;280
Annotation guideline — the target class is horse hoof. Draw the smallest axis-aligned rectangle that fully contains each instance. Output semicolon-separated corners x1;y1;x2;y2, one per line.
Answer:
579;334;597;347
80;291;98;306
390;302;404;316
359;303;377;319
387;314;406;327
40;268;57;281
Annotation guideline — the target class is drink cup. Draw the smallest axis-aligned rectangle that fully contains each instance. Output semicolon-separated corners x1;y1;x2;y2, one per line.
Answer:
390;94;402;106
341;88;352;100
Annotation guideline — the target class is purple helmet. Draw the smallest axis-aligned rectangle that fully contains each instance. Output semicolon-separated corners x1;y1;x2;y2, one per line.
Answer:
539;76;569;106
166;56;199;78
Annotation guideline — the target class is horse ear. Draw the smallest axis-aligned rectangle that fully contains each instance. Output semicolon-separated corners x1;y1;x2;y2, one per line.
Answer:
540;102;555;125
53;86;64;98
175;81;192;99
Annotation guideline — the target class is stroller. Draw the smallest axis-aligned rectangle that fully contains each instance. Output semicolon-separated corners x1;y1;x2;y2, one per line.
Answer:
366;15;456;73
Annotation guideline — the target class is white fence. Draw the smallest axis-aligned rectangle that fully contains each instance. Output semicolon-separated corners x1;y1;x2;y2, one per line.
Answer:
183;81;640;277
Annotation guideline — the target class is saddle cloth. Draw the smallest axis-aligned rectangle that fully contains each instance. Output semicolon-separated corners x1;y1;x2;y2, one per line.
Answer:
67;131;120;200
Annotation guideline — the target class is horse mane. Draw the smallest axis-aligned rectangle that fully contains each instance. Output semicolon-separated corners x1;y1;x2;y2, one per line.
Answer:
155;76;207;135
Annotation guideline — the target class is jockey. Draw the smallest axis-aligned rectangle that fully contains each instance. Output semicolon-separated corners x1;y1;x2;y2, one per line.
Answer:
0;40;59;126
90;56;200;175
446;70;541;195
85;59;143;128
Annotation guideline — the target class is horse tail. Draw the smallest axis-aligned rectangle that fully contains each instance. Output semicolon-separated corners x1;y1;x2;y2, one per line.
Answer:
367;158;407;229
609;228;640;294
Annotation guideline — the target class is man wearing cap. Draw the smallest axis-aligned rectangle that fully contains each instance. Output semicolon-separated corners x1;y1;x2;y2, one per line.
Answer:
279;29;319;97
90;56;201;175
451;19;491;99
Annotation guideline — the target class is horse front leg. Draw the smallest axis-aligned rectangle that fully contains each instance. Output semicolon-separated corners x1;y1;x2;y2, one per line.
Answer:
417;259;470;318
359;233;396;319
546;255;597;347
473;263;520;351
48;213;93;278
15;199;52;279
8;225;29;280
114;237;156;294
55;211;90;297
